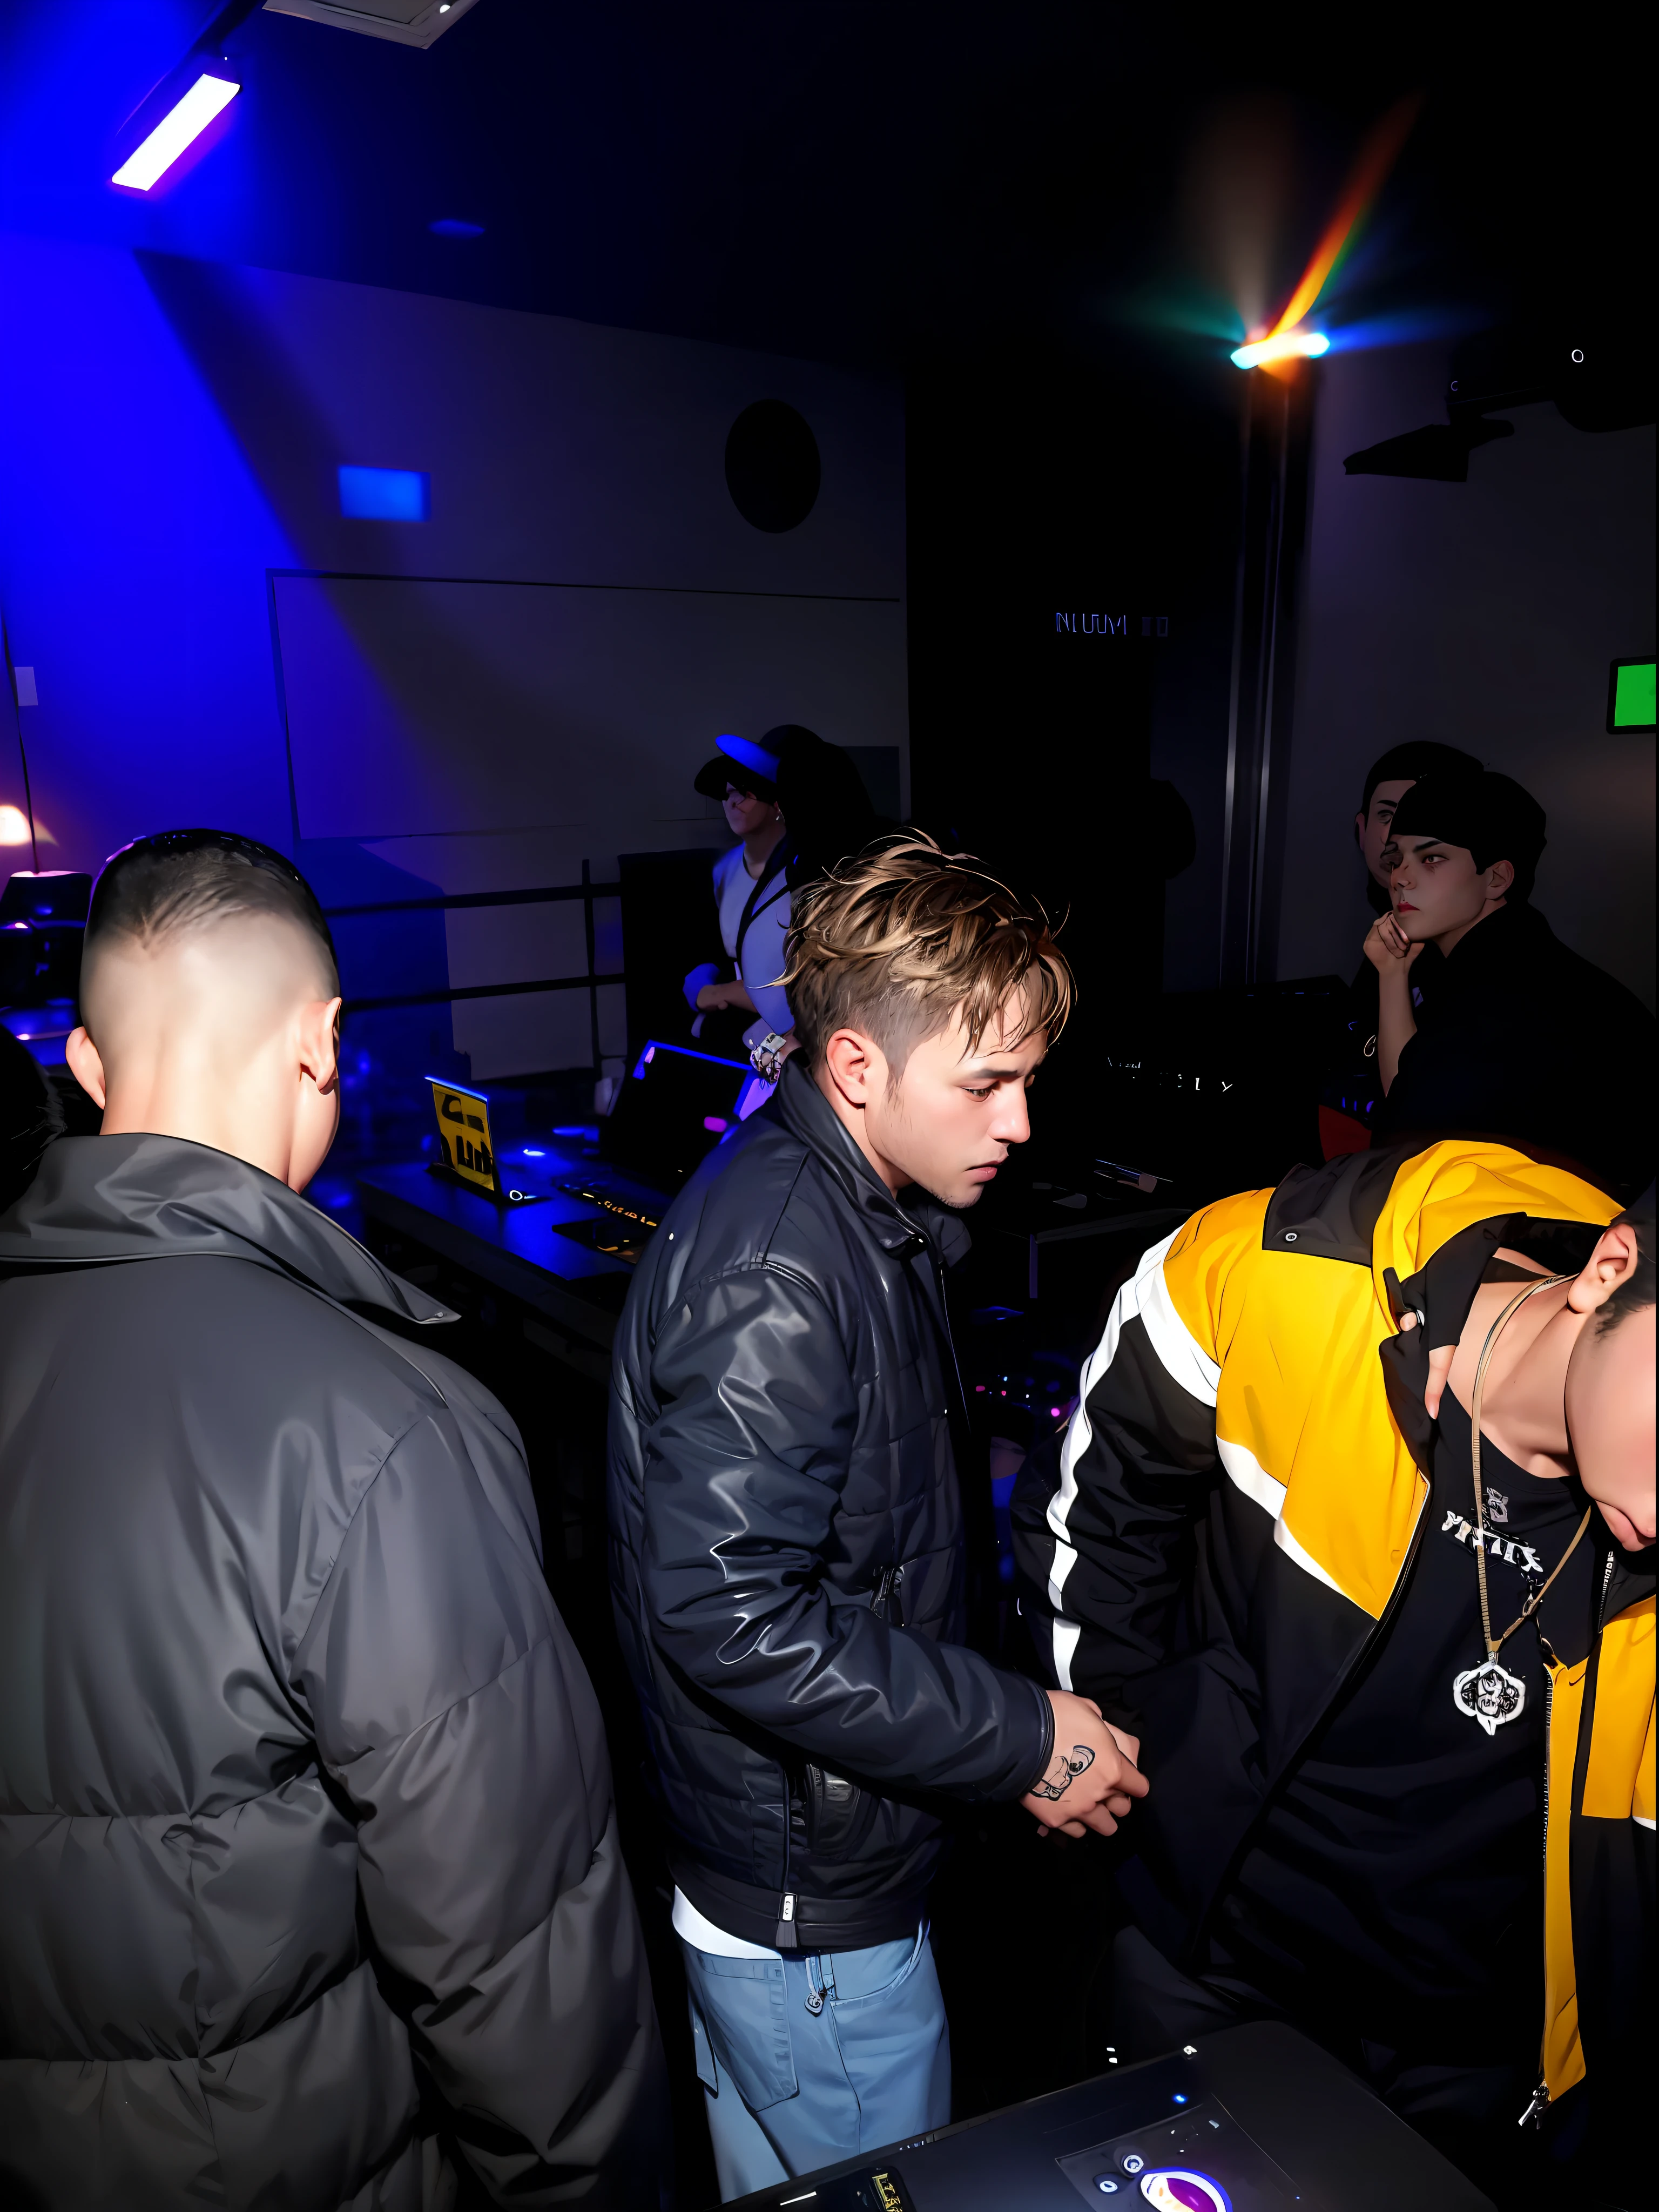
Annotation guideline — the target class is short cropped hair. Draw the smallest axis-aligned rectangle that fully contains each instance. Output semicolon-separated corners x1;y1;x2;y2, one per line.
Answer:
779;834;1072;1074
1598;1187;1655;1339
1360;741;1482;818
86;830;339;995
1387;770;1548;904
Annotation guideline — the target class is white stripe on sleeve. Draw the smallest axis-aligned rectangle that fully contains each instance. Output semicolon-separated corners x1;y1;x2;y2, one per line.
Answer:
1217;1436;1287;1519
1044;1229;1217;1674
1229;1434;1356;1606
1050;1616;1082;1695
1273;1514;1347;1597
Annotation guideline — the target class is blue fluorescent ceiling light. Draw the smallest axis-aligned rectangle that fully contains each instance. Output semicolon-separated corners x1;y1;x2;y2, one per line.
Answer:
111;73;240;193
338;466;430;521
429;219;485;238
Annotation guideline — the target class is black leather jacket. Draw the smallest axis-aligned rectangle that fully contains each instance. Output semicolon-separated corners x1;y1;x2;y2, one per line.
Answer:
608;1060;1053;1952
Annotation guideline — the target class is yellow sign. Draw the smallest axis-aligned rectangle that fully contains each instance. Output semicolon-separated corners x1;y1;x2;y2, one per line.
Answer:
429;1080;497;1195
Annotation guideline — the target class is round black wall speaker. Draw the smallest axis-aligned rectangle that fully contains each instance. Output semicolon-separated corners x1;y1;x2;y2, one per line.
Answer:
724;400;821;532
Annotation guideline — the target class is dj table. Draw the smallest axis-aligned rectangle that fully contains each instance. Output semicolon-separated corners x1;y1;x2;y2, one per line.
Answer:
352;1038;736;1381
724;2024;1494;2211
354;1152;638;1382
349;1035;1195;1383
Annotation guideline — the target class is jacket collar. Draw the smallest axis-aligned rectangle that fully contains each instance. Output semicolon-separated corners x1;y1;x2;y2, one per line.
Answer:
1378;1212;1607;1480
1439;899;1553;976
770;1058;971;1267
0;1132;455;1324
1377;1211;1654;1629
1604;1542;1656;1621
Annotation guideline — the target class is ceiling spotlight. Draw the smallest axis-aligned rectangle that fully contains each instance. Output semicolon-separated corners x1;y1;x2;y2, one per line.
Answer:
1230;328;1330;371
111;72;240;193
262;1;478;47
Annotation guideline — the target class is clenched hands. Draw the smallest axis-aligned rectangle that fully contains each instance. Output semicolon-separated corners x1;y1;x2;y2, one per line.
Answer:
1022;1689;1149;1839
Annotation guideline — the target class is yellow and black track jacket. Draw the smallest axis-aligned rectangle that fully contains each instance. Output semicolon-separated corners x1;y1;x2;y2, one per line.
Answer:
1013;1142;1654;2113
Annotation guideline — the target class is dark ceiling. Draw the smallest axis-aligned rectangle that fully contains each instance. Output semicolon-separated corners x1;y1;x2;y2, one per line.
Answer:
1;3;1647;375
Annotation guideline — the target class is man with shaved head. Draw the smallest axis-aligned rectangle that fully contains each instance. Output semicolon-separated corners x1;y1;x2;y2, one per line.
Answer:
0;831;665;2209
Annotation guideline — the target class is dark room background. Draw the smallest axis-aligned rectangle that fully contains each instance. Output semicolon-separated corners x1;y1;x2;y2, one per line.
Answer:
2;2;1653;1089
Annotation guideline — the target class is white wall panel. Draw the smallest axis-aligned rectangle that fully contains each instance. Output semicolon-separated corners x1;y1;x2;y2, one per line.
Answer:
273;571;906;843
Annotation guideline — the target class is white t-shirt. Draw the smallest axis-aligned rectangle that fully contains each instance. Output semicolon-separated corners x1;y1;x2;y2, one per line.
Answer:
671;1885;779;1960
710;842;793;1039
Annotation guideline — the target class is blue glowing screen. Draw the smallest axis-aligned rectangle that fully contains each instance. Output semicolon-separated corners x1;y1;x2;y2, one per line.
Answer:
338;465;430;522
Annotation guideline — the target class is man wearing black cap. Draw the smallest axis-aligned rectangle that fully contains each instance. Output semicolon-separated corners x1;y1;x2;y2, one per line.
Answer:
1365;768;1655;1197
686;732;795;1061
686;727;881;1080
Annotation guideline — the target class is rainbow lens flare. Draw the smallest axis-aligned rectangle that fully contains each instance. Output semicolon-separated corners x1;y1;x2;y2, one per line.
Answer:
1229;329;1330;370
1230;91;1422;369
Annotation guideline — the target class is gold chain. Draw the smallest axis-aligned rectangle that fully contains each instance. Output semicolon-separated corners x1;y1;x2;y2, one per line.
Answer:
1467;1274;1590;1660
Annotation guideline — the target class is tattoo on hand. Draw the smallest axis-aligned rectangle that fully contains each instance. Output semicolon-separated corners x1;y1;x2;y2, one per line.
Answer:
1031;1744;1096;1801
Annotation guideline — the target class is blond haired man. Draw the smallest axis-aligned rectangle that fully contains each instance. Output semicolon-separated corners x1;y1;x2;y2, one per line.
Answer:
608;837;1147;2197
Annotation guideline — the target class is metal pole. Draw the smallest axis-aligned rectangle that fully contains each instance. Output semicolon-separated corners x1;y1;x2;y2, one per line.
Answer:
1218;365;1316;988
582;858;602;1075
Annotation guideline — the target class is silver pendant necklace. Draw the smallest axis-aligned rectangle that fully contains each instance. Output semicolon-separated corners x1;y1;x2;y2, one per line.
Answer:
1454;1276;1591;1737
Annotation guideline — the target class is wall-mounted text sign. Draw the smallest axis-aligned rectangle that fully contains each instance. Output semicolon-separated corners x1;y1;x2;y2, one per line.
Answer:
1055;613;1170;636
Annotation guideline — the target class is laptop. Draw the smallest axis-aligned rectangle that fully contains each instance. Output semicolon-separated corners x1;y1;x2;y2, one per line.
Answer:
597;1041;771;1193
426;1078;562;1205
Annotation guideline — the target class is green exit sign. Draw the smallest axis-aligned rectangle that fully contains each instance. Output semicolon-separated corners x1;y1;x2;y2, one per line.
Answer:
1608;658;1656;732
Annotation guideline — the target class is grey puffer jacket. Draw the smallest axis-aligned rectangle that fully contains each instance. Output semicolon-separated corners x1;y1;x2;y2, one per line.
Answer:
0;1135;665;2211
608;1060;1053;1955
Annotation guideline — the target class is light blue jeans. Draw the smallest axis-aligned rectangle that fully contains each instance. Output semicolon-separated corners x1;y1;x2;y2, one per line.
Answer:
679;1924;951;2202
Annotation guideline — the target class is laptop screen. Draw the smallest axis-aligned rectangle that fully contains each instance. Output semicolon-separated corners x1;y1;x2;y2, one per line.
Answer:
428;1077;497;1195
601;1041;769;1191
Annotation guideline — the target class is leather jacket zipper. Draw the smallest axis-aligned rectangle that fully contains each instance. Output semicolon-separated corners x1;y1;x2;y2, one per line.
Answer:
926;1244;974;1433
893;1201;974;1432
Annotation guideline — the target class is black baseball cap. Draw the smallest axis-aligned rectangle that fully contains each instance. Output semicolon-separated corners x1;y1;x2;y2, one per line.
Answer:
693;732;783;801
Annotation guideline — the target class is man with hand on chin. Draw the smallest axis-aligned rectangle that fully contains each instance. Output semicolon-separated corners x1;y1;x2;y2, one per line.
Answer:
1318;742;1482;1158
609;835;1147;2201
1365;767;1654;1196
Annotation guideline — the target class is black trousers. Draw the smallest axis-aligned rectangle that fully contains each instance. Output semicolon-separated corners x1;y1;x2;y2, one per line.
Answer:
1108;1926;1622;2212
